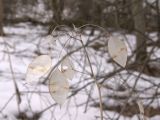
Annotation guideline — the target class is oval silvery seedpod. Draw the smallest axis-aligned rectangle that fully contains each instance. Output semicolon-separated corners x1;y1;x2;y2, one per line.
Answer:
60;57;75;80
26;55;52;84
108;36;127;67
49;68;70;105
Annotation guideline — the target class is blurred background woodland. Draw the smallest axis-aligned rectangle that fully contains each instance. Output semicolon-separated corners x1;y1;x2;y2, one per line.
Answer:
0;0;160;120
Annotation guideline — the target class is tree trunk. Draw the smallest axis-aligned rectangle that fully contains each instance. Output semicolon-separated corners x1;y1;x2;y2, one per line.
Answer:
0;0;4;36
77;0;93;23
51;0;64;24
131;0;147;64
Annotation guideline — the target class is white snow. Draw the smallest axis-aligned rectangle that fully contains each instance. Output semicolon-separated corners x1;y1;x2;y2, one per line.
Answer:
0;23;159;120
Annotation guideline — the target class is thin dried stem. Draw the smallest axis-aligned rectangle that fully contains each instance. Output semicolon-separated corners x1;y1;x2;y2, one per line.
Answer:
4;40;21;114
79;34;103;120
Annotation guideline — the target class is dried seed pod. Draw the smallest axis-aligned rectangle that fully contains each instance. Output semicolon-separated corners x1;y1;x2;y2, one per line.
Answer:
26;55;52;84
49;68;69;105
108;36;127;67
61;57;75;80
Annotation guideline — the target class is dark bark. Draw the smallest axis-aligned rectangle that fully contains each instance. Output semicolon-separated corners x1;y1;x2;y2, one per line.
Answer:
51;0;64;24
131;0;148;64
0;0;4;35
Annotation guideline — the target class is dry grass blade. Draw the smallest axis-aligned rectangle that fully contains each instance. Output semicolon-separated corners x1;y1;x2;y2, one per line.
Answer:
137;100;148;120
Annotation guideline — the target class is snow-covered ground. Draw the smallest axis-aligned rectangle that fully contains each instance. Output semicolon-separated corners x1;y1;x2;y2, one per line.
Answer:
0;23;160;120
